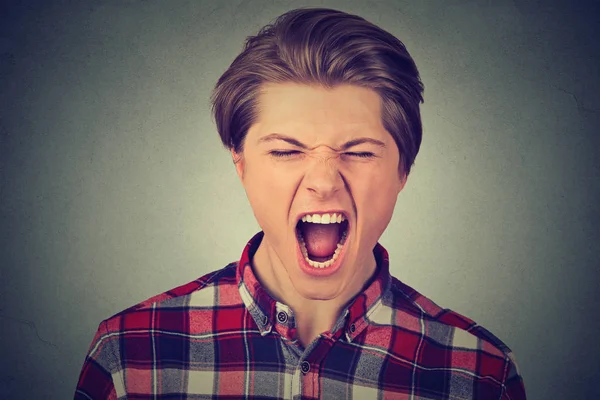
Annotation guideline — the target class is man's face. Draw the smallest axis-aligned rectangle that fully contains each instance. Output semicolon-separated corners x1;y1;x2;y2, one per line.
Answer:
234;82;406;301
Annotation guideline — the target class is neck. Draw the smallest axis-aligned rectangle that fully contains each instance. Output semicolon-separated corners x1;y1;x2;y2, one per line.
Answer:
251;237;376;347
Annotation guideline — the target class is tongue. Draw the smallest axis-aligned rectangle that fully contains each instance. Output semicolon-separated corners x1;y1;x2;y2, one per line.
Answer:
299;222;340;258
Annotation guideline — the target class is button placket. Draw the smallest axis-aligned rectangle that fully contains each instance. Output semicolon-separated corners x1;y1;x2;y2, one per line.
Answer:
300;361;310;374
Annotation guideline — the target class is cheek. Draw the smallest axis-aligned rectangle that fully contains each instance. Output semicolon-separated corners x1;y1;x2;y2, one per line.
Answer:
355;168;401;229
243;163;296;231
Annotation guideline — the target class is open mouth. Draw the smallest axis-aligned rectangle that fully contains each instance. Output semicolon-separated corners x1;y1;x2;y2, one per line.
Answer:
295;212;350;269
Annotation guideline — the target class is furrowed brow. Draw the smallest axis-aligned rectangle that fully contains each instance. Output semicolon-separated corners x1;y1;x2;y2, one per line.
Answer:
258;134;386;150
340;138;386;150
258;134;308;149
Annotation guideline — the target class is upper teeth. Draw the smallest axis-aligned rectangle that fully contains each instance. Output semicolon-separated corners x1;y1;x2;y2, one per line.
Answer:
301;213;346;224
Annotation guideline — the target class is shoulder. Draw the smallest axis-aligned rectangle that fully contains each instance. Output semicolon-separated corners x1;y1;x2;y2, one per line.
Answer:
368;276;523;390
384;276;515;355
76;263;243;396
100;262;240;334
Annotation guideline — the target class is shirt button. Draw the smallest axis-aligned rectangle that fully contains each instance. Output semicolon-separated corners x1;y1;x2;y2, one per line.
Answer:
349;323;356;333
277;311;288;324
300;361;310;374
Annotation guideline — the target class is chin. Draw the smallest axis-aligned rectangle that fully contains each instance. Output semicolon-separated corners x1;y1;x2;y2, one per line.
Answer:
290;241;356;302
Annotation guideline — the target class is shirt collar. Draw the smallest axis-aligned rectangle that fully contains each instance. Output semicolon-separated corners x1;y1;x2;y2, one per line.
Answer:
236;231;391;343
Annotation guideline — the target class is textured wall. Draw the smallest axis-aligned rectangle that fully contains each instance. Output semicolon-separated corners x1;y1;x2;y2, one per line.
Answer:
1;1;598;399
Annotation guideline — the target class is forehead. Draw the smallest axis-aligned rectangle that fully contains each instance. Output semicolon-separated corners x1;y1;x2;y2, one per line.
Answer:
253;82;387;139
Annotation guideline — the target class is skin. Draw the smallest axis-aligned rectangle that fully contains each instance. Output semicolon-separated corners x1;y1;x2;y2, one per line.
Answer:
233;82;407;347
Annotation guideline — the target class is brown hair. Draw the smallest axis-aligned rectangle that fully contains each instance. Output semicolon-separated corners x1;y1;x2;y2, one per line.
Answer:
211;7;424;175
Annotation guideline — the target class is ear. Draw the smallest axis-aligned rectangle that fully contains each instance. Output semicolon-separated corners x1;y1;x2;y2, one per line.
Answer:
397;172;408;195
231;149;245;181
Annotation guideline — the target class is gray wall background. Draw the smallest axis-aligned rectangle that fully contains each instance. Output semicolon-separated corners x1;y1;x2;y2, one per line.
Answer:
1;0;598;399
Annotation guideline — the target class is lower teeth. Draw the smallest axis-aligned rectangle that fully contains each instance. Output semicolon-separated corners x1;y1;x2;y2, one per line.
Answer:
298;231;348;269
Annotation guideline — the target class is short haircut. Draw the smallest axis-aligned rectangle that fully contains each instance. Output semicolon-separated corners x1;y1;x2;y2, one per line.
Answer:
211;7;424;175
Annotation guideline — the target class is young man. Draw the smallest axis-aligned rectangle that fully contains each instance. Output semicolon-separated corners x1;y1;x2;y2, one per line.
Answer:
75;8;526;399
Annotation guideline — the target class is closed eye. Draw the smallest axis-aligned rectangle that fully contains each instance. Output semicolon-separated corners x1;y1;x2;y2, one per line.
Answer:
344;152;375;158
269;150;376;159
269;150;302;158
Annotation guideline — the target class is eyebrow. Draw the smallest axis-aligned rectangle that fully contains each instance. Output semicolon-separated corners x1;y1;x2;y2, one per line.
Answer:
258;133;386;150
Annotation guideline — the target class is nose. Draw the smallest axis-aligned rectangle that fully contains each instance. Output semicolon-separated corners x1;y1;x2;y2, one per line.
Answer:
303;153;343;199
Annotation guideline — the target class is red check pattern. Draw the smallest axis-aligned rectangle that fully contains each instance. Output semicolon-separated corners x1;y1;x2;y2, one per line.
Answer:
75;232;526;399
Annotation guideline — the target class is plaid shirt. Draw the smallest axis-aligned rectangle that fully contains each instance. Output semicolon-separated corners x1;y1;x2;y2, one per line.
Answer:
75;232;526;399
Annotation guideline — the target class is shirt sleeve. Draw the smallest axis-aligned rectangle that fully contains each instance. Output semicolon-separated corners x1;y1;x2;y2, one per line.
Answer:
74;320;120;400
502;352;527;400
